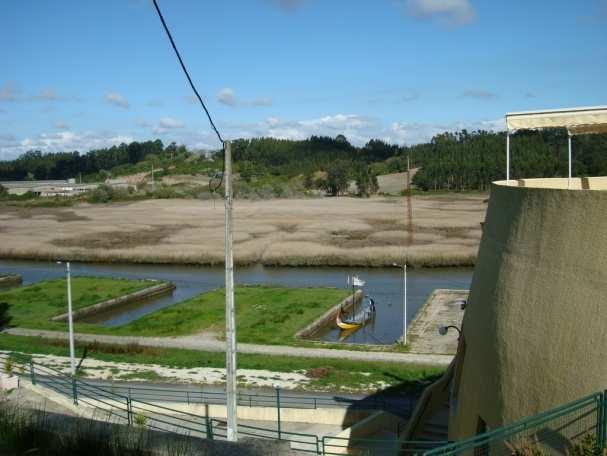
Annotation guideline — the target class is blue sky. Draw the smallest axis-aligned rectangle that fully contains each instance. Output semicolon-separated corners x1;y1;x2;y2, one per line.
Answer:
1;0;606;158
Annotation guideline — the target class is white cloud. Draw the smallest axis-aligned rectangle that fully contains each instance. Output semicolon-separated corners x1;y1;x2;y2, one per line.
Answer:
250;96;273;107
31;89;60;102
404;0;476;26
460;89;497;100
222;113;505;146
153;117;185;134
0;130;135;159
266;0;306;12
224;114;380;146
390;118;505;144
0;82;20;102
214;88;272;108
0;113;507;160
0;83;78;103
147;99;164;107
0;133;16;142
217;88;237;107
105;92;129;108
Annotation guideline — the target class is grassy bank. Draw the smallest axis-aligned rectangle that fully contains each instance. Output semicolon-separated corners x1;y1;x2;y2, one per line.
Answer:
0;277;156;332
111;285;349;343
0;334;443;392
3;280;348;344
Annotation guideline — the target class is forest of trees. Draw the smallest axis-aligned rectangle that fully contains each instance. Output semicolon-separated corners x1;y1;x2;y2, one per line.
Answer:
1;129;605;192
0;139;173;181
410;129;607;191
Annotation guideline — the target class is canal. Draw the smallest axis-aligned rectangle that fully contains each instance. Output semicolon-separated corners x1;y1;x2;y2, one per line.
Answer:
0;259;472;345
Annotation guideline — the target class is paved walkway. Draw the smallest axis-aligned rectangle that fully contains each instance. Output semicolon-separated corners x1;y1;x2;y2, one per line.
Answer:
407;289;469;355
4;328;453;366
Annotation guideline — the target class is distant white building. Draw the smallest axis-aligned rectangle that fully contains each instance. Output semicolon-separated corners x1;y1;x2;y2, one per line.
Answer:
0;179;98;197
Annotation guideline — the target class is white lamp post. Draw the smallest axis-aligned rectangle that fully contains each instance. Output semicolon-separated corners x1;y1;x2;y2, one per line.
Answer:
393;262;407;345
57;261;76;377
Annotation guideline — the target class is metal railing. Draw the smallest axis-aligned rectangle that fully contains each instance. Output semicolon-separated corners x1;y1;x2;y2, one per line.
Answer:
425;391;607;456
80;380;415;413
9;352;605;455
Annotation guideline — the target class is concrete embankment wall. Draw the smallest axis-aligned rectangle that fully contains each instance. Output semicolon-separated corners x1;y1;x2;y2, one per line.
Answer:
0;273;22;287
295;290;363;339
51;280;175;322
23;380;368;426
449;180;607;440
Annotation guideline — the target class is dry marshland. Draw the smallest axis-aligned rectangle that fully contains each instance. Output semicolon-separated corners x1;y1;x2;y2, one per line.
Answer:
0;195;487;267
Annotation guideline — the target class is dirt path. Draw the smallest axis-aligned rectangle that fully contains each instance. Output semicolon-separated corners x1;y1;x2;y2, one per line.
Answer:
4;328;453;366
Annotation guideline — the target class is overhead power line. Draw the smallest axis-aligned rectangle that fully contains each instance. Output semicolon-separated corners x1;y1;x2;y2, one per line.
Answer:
152;0;224;145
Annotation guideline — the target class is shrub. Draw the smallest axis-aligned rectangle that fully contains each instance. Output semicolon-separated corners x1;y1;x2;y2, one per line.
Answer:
3;358;13;375
0;302;11;329
133;412;148;428
86;184;114;203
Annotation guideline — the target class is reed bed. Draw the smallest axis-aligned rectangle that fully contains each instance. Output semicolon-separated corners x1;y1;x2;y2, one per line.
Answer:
0;195;486;267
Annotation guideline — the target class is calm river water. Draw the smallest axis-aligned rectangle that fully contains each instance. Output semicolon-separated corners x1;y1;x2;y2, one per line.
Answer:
0;259;472;345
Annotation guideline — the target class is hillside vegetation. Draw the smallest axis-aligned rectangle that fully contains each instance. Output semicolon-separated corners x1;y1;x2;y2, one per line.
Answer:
1;130;605;196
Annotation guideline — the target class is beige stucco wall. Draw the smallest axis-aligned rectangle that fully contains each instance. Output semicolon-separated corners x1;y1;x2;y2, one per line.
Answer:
449;179;607;440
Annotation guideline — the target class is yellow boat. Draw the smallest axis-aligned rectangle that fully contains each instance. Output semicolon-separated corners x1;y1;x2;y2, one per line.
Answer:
336;309;362;330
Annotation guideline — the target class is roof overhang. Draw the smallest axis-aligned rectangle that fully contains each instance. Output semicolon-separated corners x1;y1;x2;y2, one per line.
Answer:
506;106;607;135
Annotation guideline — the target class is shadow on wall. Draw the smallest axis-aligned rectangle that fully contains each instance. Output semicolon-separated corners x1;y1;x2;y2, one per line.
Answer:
326;372;444;455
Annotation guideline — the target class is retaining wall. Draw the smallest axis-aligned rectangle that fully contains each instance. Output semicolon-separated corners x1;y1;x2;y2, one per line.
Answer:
51;280;176;322
295;290;363;339
0;273;22;287
23;380;368;426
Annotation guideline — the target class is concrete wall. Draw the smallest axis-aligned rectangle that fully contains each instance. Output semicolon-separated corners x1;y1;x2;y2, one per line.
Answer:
449;179;607;439
22;380;366;426
51;281;175;322
295;290;362;339
0;274;22;287
327;411;403;454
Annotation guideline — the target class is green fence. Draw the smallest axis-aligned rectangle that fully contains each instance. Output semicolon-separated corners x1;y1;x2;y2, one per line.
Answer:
6;352;606;455
425;391;607;456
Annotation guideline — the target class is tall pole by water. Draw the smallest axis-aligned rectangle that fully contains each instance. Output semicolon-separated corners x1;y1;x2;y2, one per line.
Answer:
65;261;76;376
403;263;407;346
224;141;238;441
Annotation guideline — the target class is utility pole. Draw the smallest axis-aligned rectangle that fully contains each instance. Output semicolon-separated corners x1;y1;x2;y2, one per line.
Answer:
392;262;407;345
403;262;407;346
224;141;238;441
406;153;413;246
58;261;76;376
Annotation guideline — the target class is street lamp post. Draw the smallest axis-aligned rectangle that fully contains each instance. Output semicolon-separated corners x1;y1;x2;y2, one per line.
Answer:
438;325;462;340
57;261;76;376
393;262;407;345
274;384;282;440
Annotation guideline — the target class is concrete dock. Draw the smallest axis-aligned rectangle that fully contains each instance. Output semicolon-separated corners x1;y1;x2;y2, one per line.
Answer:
407;289;469;355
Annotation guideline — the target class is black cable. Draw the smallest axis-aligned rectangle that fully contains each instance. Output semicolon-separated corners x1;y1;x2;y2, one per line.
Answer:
152;0;223;144
151;0;225;194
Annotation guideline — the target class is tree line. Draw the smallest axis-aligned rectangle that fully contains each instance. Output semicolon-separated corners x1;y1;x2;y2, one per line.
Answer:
410;129;607;191
1;129;605;192
0;139;168;181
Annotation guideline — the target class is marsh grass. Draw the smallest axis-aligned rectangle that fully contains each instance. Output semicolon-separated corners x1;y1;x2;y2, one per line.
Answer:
0;196;486;267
